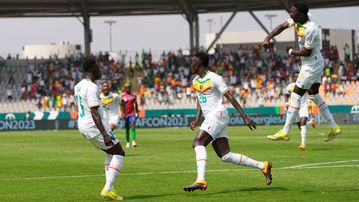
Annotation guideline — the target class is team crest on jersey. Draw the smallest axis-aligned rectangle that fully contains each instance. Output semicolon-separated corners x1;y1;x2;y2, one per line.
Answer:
193;78;212;94
298;73;304;80
295;24;306;37
101;96;114;106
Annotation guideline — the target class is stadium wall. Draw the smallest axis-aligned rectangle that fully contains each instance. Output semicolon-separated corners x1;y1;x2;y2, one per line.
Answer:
1;105;358;131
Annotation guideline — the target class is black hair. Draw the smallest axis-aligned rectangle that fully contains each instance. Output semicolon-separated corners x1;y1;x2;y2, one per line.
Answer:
294;3;309;14
195;52;209;67
82;59;97;72
101;80;109;85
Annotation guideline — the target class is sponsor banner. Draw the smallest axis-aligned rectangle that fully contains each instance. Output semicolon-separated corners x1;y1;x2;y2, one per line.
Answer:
1;105;357;121
0;119;79;131
0;112;70;121
351;104;359;114
1;113;358;132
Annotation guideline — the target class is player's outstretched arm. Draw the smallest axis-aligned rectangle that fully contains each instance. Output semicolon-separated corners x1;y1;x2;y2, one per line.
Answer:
263;22;289;49
190;98;202;131
286;46;312;57
91;107;113;146
223;91;256;131
134;97;139;118
285;93;291;108
120;100;125;118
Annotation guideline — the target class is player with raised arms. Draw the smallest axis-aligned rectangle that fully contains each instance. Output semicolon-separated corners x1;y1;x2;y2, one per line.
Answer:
183;52;272;192
100;81;122;131
75;59;125;200
263;3;341;142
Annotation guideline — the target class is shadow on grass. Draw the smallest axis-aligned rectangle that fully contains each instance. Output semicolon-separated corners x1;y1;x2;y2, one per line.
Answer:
124;193;177;200
190;186;287;196
123;154;140;157
301;188;359;193
237;187;288;192
310;148;335;151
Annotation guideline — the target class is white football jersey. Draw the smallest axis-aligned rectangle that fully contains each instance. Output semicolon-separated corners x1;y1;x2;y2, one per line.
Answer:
192;71;229;117
74;79;106;135
100;92;121;120
287;15;323;66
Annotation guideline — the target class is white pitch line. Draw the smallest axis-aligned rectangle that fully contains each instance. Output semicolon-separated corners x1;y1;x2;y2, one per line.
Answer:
280;159;359;169
285;164;359;169
0;160;358;181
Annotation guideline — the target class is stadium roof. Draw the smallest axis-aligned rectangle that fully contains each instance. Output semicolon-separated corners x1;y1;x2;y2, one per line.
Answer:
1;0;359;17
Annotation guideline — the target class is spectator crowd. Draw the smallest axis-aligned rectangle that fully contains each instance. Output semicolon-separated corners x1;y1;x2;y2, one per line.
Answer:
1;44;358;112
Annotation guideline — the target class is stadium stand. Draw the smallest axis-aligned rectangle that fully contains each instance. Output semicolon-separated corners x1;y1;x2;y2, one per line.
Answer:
0;46;358;113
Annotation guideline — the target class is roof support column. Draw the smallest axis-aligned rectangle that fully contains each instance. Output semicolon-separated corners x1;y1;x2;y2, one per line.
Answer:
249;10;277;43
279;0;298;46
180;0;198;52
194;14;200;51
206;11;237;53
80;0;92;56
189;20;194;50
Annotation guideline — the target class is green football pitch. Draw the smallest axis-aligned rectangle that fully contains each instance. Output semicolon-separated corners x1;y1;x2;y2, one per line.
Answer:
0;125;358;202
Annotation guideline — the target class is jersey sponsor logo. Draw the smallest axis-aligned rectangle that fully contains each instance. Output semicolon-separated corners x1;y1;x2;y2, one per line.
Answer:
121;94;136;102
294;23;307;37
193;78;212;94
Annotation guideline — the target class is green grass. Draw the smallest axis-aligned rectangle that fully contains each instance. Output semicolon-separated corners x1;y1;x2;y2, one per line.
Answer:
0;125;358;201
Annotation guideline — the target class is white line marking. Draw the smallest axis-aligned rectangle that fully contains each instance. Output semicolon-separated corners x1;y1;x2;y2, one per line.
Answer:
280;160;359;169
0;160;358;181
286;164;359;169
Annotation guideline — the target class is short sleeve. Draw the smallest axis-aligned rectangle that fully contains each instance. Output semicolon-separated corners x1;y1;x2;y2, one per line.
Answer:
87;84;100;108
286;84;293;94
304;27;320;50
215;75;229;94
308;13;314;22
286;18;294;27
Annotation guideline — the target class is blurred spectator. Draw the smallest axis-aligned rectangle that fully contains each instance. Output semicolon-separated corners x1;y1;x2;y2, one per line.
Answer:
1;47;358;111
7;86;13;101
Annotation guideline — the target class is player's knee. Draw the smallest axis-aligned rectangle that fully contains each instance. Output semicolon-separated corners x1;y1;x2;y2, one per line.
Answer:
118;149;125;157
308;84;320;95
308;88;319;95
192;139;203;148
300;119;307;126
293;85;306;96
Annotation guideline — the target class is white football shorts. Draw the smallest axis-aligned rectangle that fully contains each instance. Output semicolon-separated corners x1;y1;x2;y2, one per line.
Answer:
200;111;229;140
80;126;119;150
296;60;324;89
107;115;120;127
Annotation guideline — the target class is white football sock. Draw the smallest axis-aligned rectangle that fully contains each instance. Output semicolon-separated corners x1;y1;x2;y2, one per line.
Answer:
306;119;313;127
104;155;123;191
282;93;301;134
221;152;264;170
194;146;207;181
104;154;112;180
313;94;337;128
300;125;307;145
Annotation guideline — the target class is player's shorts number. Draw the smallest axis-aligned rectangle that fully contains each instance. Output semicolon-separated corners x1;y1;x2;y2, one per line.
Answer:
199;94;207;104
76;95;85;118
